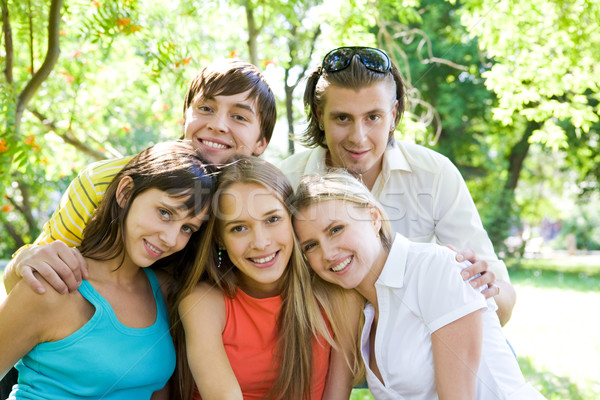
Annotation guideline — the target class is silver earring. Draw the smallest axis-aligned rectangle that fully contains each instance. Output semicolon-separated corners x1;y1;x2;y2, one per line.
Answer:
218;248;223;268
319;123;324;130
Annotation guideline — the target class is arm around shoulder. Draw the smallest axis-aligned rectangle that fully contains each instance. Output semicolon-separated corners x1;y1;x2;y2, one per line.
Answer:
178;283;242;400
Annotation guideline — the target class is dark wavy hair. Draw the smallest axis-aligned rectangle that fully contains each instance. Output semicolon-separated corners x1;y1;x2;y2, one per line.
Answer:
183;60;277;145
78;141;217;280
302;51;407;148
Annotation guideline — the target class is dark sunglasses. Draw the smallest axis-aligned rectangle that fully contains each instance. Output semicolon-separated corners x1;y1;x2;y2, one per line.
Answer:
321;46;391;73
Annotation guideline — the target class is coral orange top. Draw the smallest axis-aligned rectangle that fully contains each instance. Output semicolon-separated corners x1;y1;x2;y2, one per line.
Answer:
194;288;331;400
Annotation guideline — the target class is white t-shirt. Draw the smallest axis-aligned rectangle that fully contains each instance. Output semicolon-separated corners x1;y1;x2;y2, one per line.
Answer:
277;141;510;282
362;234;544;400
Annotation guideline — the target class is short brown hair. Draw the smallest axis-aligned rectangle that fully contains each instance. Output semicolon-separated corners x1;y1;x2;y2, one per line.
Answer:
183;61;276;145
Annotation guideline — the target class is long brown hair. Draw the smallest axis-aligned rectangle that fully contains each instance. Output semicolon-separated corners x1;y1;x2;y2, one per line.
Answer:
171;156;332;400
79;141;217;285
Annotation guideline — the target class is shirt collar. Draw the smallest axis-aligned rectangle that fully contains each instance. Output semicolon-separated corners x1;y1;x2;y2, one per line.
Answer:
376;233;410;289
305;146;329;174
384;140;412;173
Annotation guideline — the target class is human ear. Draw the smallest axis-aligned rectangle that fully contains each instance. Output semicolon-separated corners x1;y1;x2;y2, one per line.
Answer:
368;205;382;236
115;176;134;208
252;137;268;156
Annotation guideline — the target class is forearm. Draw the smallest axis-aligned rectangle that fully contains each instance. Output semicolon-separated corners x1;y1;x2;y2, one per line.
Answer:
494;280;516;326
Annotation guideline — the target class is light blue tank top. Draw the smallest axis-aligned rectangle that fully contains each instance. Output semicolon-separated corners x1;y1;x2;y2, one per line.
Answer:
9;268;176;400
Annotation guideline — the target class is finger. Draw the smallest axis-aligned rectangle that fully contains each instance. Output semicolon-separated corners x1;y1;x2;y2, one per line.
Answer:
72;248;89;280
35;260;73;294
468;271;495;290
456;248;477;264
481;284;500;299
21;267;46;294
460;260;489;280
56;248;84;291
445;244;458;253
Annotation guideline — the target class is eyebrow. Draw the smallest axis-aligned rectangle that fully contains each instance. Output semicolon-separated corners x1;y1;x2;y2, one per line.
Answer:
329;107;387;117
223;208;283;228
232;102;256;115
194;95;256;116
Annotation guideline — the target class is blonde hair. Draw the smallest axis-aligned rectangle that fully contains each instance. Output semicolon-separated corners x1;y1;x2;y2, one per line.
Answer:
289;170;396;384
171;157;333;400
290;170;393;251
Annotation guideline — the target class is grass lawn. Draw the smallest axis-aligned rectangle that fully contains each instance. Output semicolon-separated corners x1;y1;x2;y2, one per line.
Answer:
2;257;600;399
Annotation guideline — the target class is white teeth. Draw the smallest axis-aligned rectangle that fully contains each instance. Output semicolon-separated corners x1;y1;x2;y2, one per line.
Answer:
146;241;162;254
331;257;351;272
203;140;228;149
250;253;277;264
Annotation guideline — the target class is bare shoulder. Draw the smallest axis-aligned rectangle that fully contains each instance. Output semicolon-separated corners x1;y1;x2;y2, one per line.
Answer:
178;282;226;328
2;275;82;342
180;281;225;309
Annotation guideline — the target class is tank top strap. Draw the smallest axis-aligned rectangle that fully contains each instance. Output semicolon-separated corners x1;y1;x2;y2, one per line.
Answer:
143;268;169;319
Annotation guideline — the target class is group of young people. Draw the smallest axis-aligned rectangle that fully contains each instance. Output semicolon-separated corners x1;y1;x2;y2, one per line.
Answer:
0;47;544;399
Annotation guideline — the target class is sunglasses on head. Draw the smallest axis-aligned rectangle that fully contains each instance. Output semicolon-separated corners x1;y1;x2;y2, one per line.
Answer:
321;46;391;73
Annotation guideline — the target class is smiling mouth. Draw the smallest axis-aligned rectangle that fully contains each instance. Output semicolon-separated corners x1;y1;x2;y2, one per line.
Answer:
144;240;164;258
200;138;230;149
249;251;278;264
331;256;352;272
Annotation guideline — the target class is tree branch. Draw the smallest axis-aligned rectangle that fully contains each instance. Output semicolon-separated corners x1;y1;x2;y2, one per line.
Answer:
0;218;25;249
15;0;64;132
1;0;13;83
28;108;106;161
28;0;34;78
16;180;37;232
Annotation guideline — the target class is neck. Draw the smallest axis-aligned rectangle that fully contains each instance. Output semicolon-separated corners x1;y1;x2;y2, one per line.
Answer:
355;244;389;311
325;151;383;190
85;254;141;285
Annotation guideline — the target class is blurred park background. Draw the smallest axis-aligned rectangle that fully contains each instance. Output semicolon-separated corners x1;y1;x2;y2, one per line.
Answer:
1;0;599;398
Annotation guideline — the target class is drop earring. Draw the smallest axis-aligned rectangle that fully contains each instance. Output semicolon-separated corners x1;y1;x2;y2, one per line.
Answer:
218;248;223;268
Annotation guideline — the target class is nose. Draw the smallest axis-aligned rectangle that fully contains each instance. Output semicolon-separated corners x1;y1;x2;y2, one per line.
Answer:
251;227;271;250
321;241;338;262
347;122;367;144
158;225;179;248
207;112;228;134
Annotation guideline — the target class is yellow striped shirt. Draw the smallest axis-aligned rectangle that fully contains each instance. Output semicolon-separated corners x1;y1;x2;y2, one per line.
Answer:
33;156;133;247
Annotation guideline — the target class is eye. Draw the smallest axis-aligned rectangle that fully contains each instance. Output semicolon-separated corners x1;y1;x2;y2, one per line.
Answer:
336;115;349;123
368;114;381;121
197;104;213;113
232;113;249;122
181;225;196;235
230;225;246;233
159;208;171;220
303;242;317;252
330;225;344;235
266;215;281;224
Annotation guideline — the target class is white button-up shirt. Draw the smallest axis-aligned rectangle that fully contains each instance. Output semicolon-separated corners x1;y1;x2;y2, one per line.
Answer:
361;234;543;399
278;141;510;282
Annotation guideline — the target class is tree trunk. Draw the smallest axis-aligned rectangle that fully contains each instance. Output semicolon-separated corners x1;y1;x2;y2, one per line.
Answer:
244;1;259;66
14;0;63;133
285;83;295;155
505;120;540;192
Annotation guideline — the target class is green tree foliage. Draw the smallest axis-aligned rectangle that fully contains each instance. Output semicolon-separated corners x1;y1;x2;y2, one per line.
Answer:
1;0;599;257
